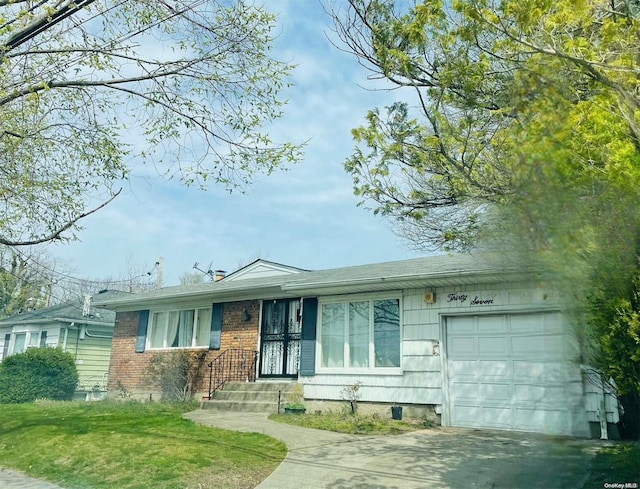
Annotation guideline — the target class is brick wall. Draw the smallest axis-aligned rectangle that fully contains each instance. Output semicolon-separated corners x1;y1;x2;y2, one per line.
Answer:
107;300;261;399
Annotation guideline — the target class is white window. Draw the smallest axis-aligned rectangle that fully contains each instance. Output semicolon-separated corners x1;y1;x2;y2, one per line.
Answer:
318;296;401;371
148;308;211;349
7;330;47;356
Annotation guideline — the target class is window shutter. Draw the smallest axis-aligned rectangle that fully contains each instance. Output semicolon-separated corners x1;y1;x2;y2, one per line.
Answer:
40;331;48;347
135;310;150;353
210;303;223;350
2;333;10;360
299;297;318;376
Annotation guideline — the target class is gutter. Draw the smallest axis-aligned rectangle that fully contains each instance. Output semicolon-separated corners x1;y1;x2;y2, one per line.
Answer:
53;317;113;327
93;284;293;310
281;267;529;292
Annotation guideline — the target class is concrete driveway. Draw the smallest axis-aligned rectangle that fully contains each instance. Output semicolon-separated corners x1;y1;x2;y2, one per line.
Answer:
184;411;601;489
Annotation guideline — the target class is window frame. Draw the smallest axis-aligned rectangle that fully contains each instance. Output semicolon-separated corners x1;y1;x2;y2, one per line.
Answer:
7;328;47;356
316;292;402;374
146;306;212;350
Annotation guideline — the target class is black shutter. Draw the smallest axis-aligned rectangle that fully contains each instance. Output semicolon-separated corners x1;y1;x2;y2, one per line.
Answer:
210;303;223;350
39;331;48;347
299;298;318;376
2;333;10;359
135;310;149;353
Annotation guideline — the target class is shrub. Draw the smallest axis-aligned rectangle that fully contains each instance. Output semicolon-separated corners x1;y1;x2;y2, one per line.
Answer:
340;381;363;414
144;350;207;402
0;347;79;403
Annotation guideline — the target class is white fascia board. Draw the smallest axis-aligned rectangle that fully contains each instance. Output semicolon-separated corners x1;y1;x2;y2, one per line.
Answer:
98;286;296;312
281;269;528;294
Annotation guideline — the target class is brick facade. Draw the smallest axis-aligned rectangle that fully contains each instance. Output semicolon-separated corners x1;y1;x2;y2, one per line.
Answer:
107;300;261;399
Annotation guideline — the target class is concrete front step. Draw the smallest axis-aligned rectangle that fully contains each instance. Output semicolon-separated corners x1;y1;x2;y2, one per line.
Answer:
202;400;280;412
220;381;299;392
202;381;301;413
210;390;283;402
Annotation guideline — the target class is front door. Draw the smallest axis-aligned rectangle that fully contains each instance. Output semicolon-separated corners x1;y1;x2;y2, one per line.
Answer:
259;298;301;378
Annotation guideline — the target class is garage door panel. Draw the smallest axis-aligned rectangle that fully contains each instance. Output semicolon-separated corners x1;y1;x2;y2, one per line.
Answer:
513;360;568;382
479;360;510;378
480;383;511;402
510;314;544;334
514;384;546;403
448;317;476;334
449;360;478;378
449;337;476;355
514;408;570;434
450;381;479;402
543;312;564;333
511;334;565;356
451;405;481;425
482;406;512;428
514;384;570;404
477;315;506;333
478;336;508;355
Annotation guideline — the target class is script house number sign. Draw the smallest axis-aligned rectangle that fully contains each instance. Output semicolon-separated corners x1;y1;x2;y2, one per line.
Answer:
446;293;495;306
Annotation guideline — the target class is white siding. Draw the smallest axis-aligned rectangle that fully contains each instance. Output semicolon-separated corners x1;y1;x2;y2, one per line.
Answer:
304;282;589;406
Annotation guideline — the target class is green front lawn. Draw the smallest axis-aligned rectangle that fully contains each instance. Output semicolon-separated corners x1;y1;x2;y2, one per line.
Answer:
0;401;286;489
583;442;640;489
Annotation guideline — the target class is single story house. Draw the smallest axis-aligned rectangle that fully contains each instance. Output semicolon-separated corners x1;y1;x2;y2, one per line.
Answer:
94;254;619;438
0;289;127;399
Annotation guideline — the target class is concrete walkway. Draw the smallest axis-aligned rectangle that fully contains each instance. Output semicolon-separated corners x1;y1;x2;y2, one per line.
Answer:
0;467;63;489
184;410;601;489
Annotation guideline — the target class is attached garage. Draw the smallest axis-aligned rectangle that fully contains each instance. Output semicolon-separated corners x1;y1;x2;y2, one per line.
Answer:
444;312;589;437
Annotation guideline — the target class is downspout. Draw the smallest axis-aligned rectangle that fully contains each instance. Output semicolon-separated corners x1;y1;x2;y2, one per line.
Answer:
74;323;80;360
63;323;71;352
599;374;609;440
84;328;112;339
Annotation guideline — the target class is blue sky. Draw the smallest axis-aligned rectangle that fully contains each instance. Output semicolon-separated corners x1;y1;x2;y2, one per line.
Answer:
49;0;420;286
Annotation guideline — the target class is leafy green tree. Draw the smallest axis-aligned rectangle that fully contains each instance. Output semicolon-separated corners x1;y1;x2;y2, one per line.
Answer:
0;1;302;247
0;246;51;318
331;0;640;434
333;0;640;252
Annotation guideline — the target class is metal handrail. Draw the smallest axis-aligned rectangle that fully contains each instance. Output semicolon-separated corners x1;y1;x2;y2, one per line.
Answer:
206;349;258;399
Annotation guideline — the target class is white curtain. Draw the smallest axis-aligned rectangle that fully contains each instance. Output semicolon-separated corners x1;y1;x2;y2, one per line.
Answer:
13;333;26;354
349;301;369;367
167;311;180;347
177;310;194;347
321;303;345;367
150;312;167;348
196;309;212;346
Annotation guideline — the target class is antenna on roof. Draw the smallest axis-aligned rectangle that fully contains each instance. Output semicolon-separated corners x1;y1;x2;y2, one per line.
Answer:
147;261;160;276
193;261;215;280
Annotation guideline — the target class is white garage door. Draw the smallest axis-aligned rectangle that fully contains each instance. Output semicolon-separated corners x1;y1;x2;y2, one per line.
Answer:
445;312;588;436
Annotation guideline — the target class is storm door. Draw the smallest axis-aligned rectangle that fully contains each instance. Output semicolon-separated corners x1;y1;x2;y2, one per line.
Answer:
259;298;301;378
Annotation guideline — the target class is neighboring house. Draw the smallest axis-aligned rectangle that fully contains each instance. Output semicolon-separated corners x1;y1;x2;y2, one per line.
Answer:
0;290;128;399
95;255;619;438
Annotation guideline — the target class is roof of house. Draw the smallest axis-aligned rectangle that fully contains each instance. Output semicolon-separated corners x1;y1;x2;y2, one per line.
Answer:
92;253;532;311
222;259;308;281
0;290;130;326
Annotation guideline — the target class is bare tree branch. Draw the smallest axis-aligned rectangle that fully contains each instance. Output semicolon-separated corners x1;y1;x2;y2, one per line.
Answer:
0;189;121;247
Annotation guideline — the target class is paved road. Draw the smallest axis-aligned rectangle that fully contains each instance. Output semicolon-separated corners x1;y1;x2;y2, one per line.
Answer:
185;410;602;489
1;410;602;488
